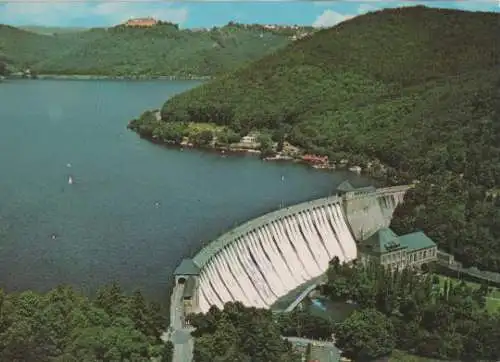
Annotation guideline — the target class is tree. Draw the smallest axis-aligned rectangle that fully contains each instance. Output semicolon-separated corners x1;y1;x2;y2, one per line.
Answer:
271;127;287;152
278;309;335;340
256;133;274;158
0;62;7;76
190;302;300;362
0;23;295;77
95;282;125;317
153;7;500;275
216;129;240;146
161;341;174;362
305;343;312;360
0;284;166;361
335;308;395;361
191;130;214;147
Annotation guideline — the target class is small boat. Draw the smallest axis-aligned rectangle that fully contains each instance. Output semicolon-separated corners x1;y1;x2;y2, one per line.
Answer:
281;175;285;181
68;176;73;185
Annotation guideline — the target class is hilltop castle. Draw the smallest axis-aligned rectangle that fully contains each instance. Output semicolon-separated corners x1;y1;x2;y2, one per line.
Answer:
124;17;158;27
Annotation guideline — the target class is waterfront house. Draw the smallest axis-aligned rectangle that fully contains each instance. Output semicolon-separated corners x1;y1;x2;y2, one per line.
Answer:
302;154;329;165
241;136;256;143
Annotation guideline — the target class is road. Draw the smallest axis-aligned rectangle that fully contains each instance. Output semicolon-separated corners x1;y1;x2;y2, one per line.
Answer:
282;336;336;348
167;284;195;362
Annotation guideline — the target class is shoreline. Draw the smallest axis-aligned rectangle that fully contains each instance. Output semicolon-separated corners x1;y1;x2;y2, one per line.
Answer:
142;134;379;177
6;74;213;81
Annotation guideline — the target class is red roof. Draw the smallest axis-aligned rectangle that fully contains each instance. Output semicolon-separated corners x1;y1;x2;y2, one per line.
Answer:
302;154;329;163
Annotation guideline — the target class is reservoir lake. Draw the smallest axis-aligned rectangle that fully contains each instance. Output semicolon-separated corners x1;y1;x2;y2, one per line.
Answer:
0;79;370;302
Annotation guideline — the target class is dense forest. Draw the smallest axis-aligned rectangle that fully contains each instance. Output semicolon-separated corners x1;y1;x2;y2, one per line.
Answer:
322;258;500;361
132;6;500;272
0;283;173;361
186;257;500;361
188;303;301;362
0;22;312;77
187;300;342;362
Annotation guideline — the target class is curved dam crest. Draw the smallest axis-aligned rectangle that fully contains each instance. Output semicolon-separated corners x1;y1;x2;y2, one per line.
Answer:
177;184;411;313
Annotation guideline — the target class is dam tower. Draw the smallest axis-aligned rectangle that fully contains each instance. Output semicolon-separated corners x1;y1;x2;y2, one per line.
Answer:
337;180;384;241
173;259;201;317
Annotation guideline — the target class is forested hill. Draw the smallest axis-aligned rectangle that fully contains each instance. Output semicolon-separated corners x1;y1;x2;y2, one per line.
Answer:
159;6;500;272
0;22;313;77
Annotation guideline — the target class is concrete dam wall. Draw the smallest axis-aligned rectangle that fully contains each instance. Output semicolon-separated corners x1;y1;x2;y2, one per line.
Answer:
190;185;410;313
344;186;409;241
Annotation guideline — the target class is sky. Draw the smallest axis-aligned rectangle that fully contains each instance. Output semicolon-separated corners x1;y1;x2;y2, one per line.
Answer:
0;1;498;29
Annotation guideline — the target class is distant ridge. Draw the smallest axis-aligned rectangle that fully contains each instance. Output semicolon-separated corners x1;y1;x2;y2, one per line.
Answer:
19;26;89;35
0;22;314;77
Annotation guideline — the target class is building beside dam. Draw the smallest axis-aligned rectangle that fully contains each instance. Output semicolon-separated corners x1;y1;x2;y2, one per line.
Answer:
337;180;437;270
172;180;438;319
359;227;437;269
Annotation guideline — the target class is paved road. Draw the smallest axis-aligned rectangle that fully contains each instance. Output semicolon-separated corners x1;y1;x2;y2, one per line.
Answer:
171;284;184;329
172;329;194;362
167;284;195;362
282;336;336;348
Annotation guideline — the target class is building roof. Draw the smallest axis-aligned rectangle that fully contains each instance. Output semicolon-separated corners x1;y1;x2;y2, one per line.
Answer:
337;180;355;192
337;180;376;194
363;227;402;254
362;228;437;255
174;259;200;276
398;231;436;252
183;277;196;298
355;185;377;193
128;17;156;22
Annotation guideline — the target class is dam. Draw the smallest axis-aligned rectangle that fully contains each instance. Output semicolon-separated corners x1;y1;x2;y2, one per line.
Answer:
172;182;412;315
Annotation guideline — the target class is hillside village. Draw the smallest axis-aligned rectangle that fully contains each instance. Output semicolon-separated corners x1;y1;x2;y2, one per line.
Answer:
130;110;390;180
122;17;314;41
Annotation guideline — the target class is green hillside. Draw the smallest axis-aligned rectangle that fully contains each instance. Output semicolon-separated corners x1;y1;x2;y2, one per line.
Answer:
0;22;312;76
19;26;89;35
0;25;65;68
0;284;171;361
140;6;500;271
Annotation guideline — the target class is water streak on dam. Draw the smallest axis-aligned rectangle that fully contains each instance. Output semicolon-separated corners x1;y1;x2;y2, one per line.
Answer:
188;185;411;313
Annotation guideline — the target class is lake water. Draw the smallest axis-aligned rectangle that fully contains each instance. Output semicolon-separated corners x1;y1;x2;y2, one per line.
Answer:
0;79;370;302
